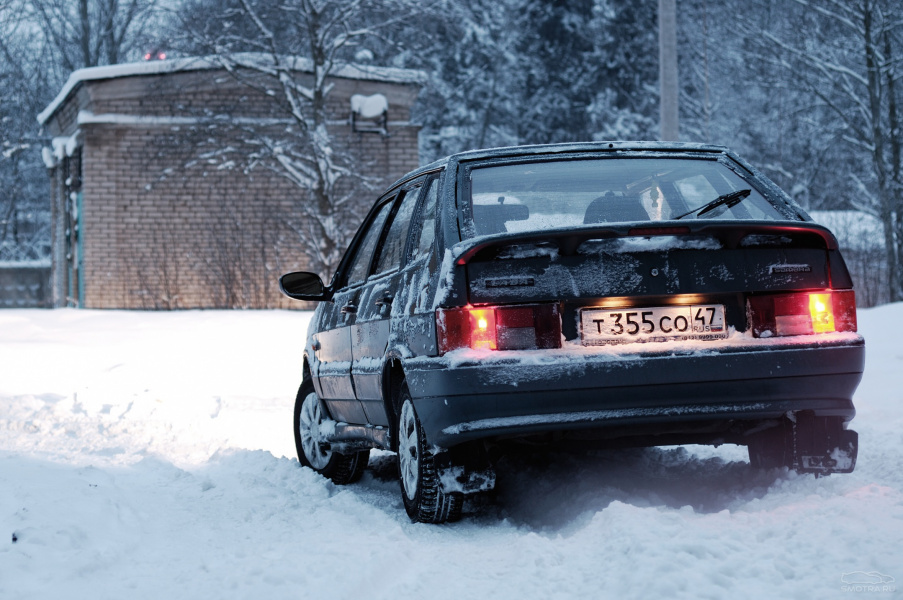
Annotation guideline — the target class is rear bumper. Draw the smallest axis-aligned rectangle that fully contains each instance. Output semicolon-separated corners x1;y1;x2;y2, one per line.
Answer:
402;334;865;448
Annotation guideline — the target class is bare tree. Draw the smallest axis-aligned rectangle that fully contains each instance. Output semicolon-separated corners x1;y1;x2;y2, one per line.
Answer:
0;1;55;262
177;0;421;279
659;0;679;141
1;0;165;264
27;0;162;74
751;0;903;300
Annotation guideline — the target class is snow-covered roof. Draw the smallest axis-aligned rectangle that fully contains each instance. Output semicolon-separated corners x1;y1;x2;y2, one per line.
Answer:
38;54;427;125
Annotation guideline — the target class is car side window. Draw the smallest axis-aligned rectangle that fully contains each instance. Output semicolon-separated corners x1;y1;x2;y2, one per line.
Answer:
345;199;394;287
411;177;439;259
374;184;422;276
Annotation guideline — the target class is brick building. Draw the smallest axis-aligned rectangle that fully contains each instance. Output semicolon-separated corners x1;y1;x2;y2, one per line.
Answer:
38;56;423;309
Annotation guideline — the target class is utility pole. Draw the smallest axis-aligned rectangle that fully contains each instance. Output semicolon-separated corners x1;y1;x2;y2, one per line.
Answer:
659;0;679;141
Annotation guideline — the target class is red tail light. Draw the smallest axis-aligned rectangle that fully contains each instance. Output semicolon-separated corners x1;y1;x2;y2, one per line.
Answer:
437;304;561;353
747;290;857;338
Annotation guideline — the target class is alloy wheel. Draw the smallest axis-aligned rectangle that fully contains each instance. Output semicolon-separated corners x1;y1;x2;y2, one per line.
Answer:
298;392;332;470
398;400;420;500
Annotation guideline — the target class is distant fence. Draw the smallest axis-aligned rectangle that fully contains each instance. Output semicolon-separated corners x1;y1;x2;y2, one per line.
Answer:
0;263;51;308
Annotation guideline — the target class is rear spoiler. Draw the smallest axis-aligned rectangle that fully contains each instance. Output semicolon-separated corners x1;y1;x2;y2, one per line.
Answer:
453;221;839;265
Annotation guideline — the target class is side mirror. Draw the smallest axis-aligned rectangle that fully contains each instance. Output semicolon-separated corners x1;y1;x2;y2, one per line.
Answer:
279;271;331;301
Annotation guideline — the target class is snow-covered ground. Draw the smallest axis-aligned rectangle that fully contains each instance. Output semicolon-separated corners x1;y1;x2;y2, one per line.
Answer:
1;306;901;599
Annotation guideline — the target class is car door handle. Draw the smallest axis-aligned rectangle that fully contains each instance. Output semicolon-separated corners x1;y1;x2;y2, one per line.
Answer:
375;296;394;307
340;304;357;314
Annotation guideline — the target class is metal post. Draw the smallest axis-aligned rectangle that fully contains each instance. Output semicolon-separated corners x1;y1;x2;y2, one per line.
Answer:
659;0;679;141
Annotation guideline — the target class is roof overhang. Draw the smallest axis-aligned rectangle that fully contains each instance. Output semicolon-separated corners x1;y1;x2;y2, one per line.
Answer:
38;53;427;126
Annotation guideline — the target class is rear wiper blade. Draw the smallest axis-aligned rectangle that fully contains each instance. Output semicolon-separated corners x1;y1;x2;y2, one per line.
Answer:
674;189;752;220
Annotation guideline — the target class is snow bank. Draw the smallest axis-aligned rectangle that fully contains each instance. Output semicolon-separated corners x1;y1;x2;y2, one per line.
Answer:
1;307;901;599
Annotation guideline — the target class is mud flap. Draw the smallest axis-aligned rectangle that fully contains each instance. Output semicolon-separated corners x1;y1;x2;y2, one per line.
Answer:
434;448;497;495
437;464;497;494
795;413;858;474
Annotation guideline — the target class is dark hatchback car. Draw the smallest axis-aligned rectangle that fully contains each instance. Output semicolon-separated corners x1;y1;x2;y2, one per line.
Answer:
281;142;864;523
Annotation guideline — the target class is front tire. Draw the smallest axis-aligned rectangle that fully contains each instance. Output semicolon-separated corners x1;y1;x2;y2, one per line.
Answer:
396;385;462;523
293;379;368;484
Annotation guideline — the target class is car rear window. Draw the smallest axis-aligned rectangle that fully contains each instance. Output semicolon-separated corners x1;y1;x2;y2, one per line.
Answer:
466;158;791;238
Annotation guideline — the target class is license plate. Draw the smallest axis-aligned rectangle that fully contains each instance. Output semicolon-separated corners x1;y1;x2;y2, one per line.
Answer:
580;304;727;345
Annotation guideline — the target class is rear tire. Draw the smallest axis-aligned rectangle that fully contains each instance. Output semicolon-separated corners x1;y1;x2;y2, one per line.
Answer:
396;385;462;523
293;379;368;484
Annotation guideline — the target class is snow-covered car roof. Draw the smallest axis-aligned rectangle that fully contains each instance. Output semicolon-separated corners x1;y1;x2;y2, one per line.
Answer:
390;141;745;195
417;141;730;170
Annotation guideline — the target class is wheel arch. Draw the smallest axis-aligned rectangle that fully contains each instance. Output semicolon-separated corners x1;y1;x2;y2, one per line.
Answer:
382;357;407;452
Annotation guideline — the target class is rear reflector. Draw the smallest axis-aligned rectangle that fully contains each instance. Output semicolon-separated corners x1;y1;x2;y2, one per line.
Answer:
437;304;561;353
747;290;857;338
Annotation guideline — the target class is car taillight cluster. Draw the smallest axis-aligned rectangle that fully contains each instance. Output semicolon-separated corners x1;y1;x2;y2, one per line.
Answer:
437;304;561;353
747;290;857;338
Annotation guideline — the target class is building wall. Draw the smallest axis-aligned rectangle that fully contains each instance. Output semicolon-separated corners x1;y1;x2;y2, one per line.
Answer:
45;66;422;309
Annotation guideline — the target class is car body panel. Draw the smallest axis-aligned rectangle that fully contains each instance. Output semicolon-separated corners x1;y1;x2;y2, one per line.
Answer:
311;294;356;401
465;246;833;303
351;274;397;425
